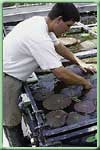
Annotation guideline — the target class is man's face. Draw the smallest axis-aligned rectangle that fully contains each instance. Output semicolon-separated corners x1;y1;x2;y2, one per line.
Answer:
53;17;75;37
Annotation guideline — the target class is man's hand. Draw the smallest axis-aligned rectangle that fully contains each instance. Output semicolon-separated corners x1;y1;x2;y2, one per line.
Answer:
55;43;96;74
79;61;96;74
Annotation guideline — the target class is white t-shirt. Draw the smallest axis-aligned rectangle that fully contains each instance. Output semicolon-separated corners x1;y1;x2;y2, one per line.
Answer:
3;16;62;81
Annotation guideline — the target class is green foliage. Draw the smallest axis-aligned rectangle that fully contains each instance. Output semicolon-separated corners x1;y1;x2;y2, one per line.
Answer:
3;2;16;7
72;96;81;102
86;134;97;143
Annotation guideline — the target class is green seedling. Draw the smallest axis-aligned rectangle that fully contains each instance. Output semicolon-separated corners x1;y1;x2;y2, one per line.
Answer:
72;96;81;102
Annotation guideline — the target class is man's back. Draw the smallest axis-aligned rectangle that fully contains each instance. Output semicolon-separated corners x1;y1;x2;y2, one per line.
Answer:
3;16;61;81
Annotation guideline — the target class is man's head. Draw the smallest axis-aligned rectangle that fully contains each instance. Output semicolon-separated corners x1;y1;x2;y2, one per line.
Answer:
47;3;80;37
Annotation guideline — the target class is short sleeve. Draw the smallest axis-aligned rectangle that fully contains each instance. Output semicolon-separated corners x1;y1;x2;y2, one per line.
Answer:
49;32;60;46
27;39;62;70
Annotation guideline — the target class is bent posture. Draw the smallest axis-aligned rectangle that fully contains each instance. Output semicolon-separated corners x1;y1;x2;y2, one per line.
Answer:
3;3;96;147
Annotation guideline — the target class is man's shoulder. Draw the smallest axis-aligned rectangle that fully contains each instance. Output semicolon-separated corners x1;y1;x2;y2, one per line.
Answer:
26;16;45;23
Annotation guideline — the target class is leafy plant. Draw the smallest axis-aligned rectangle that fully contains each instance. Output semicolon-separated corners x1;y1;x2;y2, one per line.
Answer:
72;96;81;102
86;134;97;143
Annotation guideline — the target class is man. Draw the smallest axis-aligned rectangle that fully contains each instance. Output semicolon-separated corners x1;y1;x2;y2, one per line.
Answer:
3;3;96;147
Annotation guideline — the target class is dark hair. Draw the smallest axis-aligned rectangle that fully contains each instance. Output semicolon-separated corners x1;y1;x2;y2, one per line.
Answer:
48;3;80;22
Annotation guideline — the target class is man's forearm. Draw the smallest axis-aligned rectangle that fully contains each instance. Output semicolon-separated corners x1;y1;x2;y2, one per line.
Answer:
55;42;82;65
52;66;92;89
55;42;96;74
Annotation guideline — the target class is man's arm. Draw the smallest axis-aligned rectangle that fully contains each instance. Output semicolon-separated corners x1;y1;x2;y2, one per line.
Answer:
52;66;92;90
55;42;79;65
55;42;96;73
